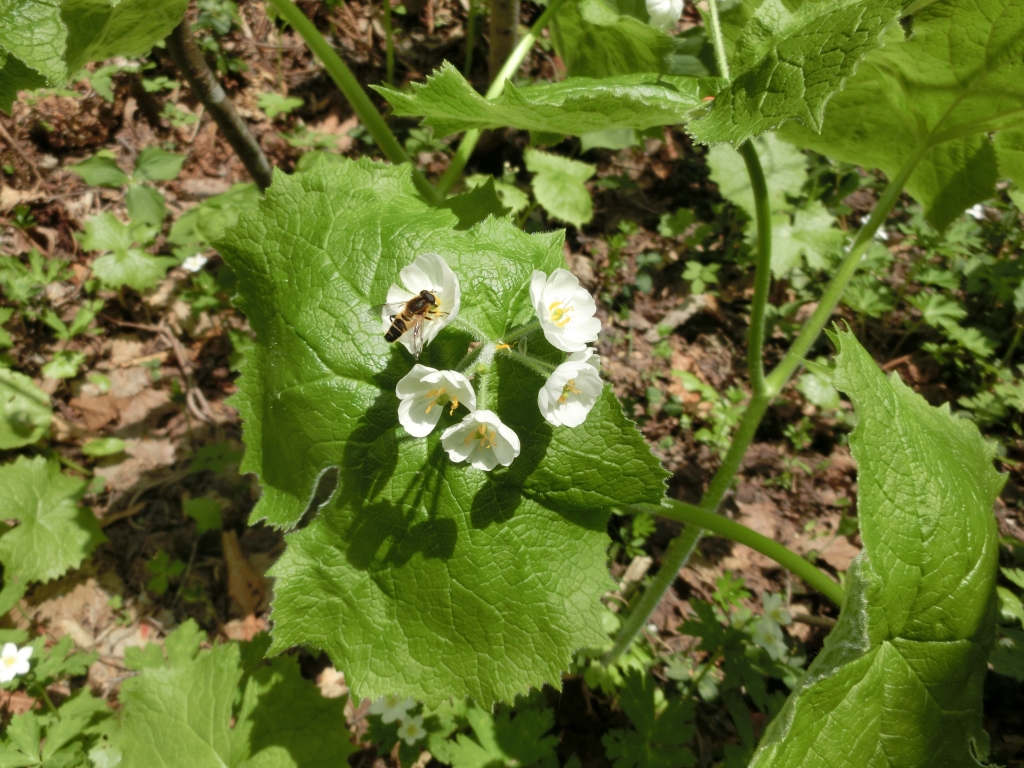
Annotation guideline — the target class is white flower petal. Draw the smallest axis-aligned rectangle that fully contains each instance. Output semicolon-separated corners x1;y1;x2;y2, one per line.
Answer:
396;365;476;437
538;349;602;428
530;269;601;353
441;410;520;471
646;0;683;29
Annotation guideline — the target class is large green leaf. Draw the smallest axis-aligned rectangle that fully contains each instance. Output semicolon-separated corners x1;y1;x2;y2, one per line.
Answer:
0;367;51;449
550;0;682;77
109;623;356;768
375;62;704;137
0;0;66;82
61;0;188;74
525;148;596;228
217;159;667;706
0;0;185;113
781;0;1024;230
689;0;901;145
0;456;105;584
750;331;1002;767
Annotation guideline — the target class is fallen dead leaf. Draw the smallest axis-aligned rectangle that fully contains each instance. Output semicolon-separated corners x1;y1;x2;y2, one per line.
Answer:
222;529;268;617
222;613;268;642
93;438;176;492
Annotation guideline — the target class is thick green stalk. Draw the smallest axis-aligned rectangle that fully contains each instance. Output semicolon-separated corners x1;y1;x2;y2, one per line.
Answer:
635;500;845;605
604;142;930;662
739;140;771;396
437;0;570;196
265;0;440;204
705;0;731;79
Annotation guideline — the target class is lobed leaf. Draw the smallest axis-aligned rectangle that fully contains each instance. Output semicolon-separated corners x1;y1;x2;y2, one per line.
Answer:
217;158;667;705
0;456;105;584
750;331;1003;767
0;367;51;449
690;0;901;146
781;0;1024;230
375;62;705;138
110;623;355;768
525;148;596;228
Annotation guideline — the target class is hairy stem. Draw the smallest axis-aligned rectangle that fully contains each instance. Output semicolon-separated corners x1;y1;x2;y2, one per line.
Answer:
437;0;570;196
635;500;845;605
604;139;930;664
265;0;441;204
739;140;771;396
705;0;731;79
167;19;274;190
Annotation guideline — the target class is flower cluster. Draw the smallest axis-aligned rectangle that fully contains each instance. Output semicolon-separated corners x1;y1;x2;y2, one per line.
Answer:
0;642;31;683
369;694;426;745
385;256;603;472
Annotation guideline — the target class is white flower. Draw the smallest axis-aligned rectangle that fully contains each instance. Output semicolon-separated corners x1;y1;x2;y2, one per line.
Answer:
761;592;792;626
537;348;602;428
181;253;208;272
646;0;683;30
966;203;986;220
873;228;889;242
529;269;601;353
441;410;520;471
396;365;476;437
382;253;461;357
397;714;427;745
0;643;32;683
369;694;416;724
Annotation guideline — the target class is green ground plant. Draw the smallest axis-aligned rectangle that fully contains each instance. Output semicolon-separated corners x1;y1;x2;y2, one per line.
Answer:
0;0;1021;764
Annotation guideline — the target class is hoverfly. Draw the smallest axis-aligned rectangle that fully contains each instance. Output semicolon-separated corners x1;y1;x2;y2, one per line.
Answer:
372;289;447;359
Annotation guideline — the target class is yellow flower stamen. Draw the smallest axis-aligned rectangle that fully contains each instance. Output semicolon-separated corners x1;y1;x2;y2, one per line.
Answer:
548;300;574;328
449;397;459;415
463;424;497;450
558;379;582;404
495;342;512;350
424;387;447;414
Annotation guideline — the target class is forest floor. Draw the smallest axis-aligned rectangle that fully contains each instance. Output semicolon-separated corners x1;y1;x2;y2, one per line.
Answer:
1;0;1023;765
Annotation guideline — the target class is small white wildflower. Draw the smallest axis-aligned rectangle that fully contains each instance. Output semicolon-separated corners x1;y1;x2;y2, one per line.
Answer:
873;228;889;242
761;592;792;626
529;269;601;353
181;253;209;273
966;203;986;220
396;714;427;745
537;348;602;428
0;643;32;683
751;616;787;661
646;0;683;30
382;253;461;357
441;409;520;471
396;365;476;437
369;694;416;724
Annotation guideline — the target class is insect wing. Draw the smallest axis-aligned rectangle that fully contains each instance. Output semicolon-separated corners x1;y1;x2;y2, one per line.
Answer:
409;317;425;359
369;301;409;320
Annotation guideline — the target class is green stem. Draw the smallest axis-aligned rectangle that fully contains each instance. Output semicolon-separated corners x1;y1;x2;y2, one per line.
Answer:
739;140;771;396
705;0;730;79
635;500;845;605
265;0;440;204
763;138;930;396
436;0;570;196
604;140;930;664
381;0;395;87
53;451;92;477
502;319;541;343
502;349;557;377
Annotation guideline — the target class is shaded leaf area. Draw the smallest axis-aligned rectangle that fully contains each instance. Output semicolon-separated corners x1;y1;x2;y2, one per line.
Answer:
0;0;187;113
0;367;51;449
751;331;1003;767
550;0;715;78
602;670;696;768
103;621;356;768
375;62;706;137
216;158;667;706
689;0;901;145
781;0;1024;230
0;455;105;585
